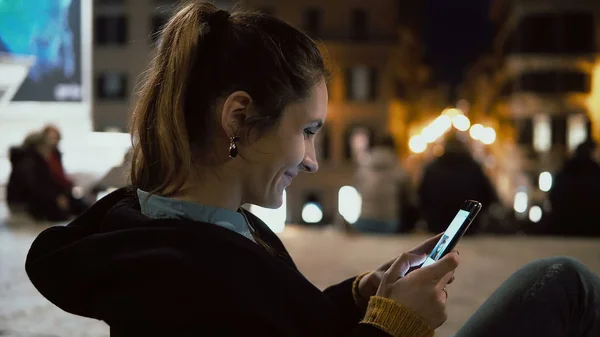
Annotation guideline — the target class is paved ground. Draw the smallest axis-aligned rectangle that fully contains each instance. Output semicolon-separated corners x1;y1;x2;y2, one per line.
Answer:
1;221;599;337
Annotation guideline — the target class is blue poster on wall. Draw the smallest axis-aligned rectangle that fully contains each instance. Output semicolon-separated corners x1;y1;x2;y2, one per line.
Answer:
0;0;82;102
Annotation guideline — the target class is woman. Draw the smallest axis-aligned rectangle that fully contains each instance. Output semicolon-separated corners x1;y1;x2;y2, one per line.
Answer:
7;127;86;221
25;3;600;337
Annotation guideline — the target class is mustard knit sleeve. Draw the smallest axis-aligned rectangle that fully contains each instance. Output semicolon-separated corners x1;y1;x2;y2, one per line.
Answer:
360;296;434;337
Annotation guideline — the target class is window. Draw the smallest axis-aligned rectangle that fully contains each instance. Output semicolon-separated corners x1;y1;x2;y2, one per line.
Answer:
508;71;590;95
95;14;128;45
562;13;595;53
351;9;368;40
344;126;374;162
533;114;551;152
346;66;378;101
568;114;590;152
304;8;321;37
506;12;594;54
96;72;128;100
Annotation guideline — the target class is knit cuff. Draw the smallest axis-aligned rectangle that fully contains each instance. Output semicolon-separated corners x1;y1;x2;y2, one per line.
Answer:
361;296;434;337
352;272;371;305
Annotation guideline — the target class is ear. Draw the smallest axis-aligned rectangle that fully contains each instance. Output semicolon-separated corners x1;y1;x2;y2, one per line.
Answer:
220;91;253;138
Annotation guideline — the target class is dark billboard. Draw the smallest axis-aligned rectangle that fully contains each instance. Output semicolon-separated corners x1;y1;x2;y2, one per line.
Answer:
0;0;82;101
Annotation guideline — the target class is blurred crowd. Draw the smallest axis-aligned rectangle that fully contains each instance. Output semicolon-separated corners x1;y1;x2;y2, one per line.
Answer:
351;132;600;237
5;126;600;237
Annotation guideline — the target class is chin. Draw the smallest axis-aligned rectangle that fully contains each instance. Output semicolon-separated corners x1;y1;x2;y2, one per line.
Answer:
253;192;284;209
262;196;284;209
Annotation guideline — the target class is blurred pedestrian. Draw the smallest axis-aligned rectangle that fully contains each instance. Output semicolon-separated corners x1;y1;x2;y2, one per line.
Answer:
548;140;600;236
418;133;498;234
25;3;600;337
353;135;409;234
6;125;87;221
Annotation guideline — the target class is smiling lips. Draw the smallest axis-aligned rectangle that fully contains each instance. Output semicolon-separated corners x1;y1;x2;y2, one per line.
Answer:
282;171;297;185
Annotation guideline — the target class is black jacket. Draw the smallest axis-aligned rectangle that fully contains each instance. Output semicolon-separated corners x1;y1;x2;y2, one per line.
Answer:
25;188;391;337
6;146;64;206
549;156;600;236
418;152;498;234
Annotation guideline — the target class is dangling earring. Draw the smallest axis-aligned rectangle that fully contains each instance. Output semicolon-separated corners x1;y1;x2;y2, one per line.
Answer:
228;135;240;159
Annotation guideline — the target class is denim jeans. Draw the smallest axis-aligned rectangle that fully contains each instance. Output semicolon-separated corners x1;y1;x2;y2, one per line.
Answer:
455;256;600;337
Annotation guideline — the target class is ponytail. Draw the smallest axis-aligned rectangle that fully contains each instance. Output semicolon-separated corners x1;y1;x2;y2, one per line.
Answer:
130;2;219;195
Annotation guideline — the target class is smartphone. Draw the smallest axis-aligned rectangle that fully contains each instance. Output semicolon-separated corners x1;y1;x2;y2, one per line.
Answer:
421;200;482;267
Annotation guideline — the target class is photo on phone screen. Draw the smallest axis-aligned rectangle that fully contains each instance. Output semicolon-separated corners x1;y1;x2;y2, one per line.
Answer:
421;201;481;267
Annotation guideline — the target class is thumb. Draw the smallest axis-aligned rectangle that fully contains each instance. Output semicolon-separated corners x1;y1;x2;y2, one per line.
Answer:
382;253;427;284
420;252;459;281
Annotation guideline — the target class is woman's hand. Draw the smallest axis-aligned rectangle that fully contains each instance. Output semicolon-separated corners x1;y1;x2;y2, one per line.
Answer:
357;233;455;306
376;252;459;329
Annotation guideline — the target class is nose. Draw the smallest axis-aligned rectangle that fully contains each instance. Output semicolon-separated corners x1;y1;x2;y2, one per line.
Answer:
300;145;319;174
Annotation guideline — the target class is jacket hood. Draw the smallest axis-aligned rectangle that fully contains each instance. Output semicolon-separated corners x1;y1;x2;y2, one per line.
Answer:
25;188;300;326
9;146;29;165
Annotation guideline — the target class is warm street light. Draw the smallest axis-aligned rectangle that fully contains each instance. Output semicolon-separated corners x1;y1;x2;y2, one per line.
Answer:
452;114;471;131
469;124;484;140
480;127;496;145
409;135;427;153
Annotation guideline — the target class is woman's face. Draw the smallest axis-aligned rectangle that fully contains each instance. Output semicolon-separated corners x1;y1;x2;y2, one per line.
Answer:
240;81;328;208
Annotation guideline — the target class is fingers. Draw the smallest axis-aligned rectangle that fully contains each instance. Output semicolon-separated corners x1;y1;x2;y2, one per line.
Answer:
447;275;456;285
444;250;458;285
382;253;427;284
438;270;455;289
420;251;459;280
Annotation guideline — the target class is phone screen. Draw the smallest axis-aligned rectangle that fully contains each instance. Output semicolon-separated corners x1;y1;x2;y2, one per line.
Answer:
421;209;471;267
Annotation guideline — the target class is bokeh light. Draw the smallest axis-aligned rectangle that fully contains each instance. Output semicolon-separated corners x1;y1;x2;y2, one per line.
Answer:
338;186;361;224
452;114;471;131
469;124;484;140
529;206;543;223
301;202;323;224
538;171;553;192
480;127;496;145
514;190;528;213
409;135;427;153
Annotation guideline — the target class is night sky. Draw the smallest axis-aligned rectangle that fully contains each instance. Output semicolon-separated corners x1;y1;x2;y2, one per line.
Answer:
422;0;494;100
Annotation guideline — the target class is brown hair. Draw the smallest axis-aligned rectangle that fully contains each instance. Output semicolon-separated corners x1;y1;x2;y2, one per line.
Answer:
130;1;328;196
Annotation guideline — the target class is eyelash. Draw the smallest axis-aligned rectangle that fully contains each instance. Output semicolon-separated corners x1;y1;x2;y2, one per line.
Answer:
304;129;316;138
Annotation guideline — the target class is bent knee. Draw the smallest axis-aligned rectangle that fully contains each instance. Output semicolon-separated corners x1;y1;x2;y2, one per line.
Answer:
541;256;585;274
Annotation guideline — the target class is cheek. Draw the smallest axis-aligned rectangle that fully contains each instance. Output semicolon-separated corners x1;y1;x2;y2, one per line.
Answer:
284;136;306;165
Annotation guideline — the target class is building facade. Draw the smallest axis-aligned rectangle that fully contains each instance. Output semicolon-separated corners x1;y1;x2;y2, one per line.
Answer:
465;0;600;217
92;0;429;224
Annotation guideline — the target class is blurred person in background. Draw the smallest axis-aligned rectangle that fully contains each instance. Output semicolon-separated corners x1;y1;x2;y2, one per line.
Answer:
418;133;498;235
6;125;87;221
24;3;600;337
548;140;600;237
353;135;412;234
